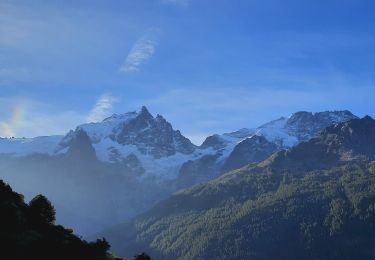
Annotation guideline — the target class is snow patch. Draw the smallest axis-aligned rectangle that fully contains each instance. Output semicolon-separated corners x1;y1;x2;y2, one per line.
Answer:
0;136;63;156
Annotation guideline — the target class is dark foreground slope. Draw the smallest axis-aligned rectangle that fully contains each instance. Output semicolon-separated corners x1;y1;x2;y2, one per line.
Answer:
0;180;121;260
101;116;375;260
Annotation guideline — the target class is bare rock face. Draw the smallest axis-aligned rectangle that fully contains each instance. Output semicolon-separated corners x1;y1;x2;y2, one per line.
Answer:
0;108;364;238
101;116;375;260
265;116;375;173
177;154;222;189
177;110;358;187
63;129;97;163
285;110;357;143
200;135;228;150
221;135;278;173
112;106;196;159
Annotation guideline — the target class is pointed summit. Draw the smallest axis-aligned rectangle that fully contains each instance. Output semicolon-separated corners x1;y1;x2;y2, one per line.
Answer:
64;129;97;162
363;115;373;121
284;110;358;144
139;106;153;119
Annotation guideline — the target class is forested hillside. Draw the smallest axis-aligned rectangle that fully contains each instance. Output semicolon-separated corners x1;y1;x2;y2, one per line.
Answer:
101;116;375;260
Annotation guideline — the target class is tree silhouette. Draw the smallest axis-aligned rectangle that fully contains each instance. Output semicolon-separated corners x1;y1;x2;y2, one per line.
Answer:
90;237;111;255
134;253;151;260
29;194;56;224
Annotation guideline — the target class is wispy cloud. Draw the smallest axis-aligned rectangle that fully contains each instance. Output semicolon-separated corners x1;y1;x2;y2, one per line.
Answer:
0;1;140;86
119;29;161;73
86;94;118;123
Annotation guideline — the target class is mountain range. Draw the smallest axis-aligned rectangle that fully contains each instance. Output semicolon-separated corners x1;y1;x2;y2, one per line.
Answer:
99;116;375;260
0;107;358;236
0;107;356;179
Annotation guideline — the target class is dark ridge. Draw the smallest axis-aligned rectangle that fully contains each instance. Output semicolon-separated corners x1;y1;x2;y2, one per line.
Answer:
0;179;122;260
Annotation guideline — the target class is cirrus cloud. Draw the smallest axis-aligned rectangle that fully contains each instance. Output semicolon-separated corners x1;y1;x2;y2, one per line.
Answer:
86;94;118;123
119;29;161;73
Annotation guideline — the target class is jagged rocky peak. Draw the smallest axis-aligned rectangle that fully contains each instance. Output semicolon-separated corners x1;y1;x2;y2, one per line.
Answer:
264;116;375;172
62;129;97;162
200;110;357;152
321;115;375;154
138;105;153;120
114;107;155;140
113;106;196;158
287;110;357;125
323;115;373;135
285;110;358;142
56;106;197;160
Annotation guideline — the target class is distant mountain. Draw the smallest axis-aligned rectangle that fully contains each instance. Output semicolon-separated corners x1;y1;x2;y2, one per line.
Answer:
177;110;357;188
201;110;356;150
59;106;196;160
263;115;375;172
0;108;357;181
0;106;202;180
0;108;358;235
101;116;375;260
0;135;63;155
221;135;278;173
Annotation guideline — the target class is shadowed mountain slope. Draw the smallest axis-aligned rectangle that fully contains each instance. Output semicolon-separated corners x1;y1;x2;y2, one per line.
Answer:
100;116;375;260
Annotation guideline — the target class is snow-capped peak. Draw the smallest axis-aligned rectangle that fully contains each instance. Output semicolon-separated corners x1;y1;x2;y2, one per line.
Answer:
0;108;359;180
58;106;196;161
77;108;144;144
223;128;255;139
0;135;63;156
102;111;138;123
66;106;164;146
255;116;297;147
202;110;358;150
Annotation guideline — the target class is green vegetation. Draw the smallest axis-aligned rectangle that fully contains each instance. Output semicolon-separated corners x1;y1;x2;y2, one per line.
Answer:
106;161;375;260
98;117;375;259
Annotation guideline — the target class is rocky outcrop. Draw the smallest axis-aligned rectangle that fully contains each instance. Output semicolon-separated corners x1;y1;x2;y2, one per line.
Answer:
264;115;375;173
221;135;278;173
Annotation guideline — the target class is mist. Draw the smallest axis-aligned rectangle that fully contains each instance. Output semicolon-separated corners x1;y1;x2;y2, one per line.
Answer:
0;153;173;236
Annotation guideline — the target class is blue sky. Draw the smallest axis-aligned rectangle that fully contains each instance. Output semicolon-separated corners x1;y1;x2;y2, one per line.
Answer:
0;0;374;144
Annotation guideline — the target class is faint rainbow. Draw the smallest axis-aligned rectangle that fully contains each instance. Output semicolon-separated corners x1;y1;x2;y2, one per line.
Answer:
9;104;24;128
0;104;25;137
